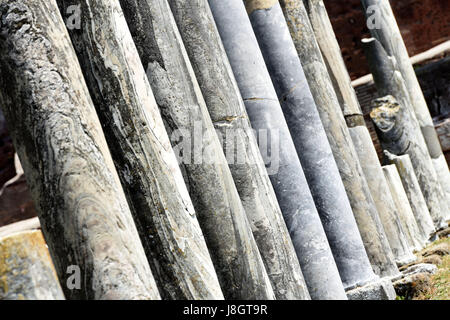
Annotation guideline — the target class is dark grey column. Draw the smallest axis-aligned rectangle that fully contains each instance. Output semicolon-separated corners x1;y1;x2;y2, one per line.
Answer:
361;0;450;212
209;0;347;300
385;153;436;241
363;38;449;229
0;0;160;299
244;0;377;291
118;0;274;300
283;0;399;278
167;0;310;300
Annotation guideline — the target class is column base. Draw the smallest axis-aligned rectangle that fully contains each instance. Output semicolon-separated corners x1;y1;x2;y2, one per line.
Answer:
346;277;396;300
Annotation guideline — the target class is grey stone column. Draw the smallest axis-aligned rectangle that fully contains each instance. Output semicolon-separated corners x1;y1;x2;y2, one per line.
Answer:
361;0;450;212
167;0;310;300
0;229;65;300
57;0;223;300
385;153;436;241
117;0;274;300
283;0;399;278
0;0;160;300
244;0;377;292
209;0;347;300
363;38;449;229
382;165;427;251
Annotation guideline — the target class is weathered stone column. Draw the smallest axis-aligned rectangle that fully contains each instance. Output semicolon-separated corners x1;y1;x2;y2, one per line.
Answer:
363;38;449;229
209;0;346;300
244;0;378;292
382;165;427;251
167;0;310;300
56;0;223;300
283;0;399;277
385;153;436;242
0;226;65;300
361;0;450;213
0;0;160;300
116;0;274;300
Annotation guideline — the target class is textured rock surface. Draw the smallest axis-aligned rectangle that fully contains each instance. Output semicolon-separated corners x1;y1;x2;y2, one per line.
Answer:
0;0;160;300
118;0;273;300
57;0;222;300
0;230;65;300
247;0;376;292
284;0;398;278
364;38;449;228
393;273;433;300
361;0;450;214
383;165;427;251
168;0;309;300
386;153;436;241
346;277;396;300
209;0;345;300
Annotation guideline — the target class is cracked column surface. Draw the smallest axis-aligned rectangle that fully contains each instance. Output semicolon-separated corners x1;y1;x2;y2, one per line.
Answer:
117;0;274;300
0;229;65;300
209;0;347;300
167;0;310;300
363;38;449;229
0;0;160;299
383;164;427;251
244;0;378;292
280;0;399;277
386;153;436;242
361;0;450;215
57;0;224;300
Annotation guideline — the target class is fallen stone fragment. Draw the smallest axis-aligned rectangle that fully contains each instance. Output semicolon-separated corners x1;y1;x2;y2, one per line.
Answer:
0;229;65;300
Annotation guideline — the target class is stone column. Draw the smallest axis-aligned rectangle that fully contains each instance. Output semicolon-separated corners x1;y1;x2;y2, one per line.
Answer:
209;0;347;300
363;38;449;229
116;0;274;300
57;0;223;300
382;165;427;251
0;0;160;300
0;226;65;300
244;0;378;292
361;0;450;213
283;0;399;277
167;0;310;300
385;153;436;242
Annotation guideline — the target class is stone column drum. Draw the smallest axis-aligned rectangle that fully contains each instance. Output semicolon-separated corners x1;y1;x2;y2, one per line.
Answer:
0;229;65;300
